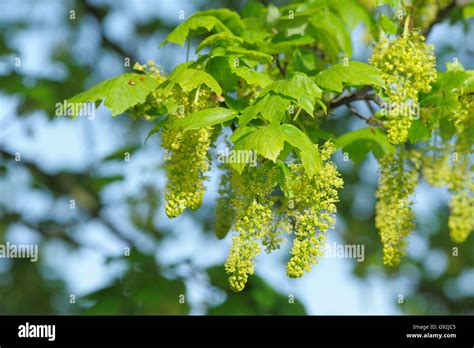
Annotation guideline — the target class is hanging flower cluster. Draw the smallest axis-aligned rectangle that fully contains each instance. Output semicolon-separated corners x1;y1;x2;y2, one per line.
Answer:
221;142;343;291
370;32;436;144
285;142;343;278
161;88;216;218
375;151;420;266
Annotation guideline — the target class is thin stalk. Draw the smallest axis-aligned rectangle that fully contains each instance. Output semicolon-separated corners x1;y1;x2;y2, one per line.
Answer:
186;37;191;62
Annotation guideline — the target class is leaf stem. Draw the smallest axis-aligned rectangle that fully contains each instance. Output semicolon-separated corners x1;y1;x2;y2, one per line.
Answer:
192;86;201;113
293;107;302;121
403;14;411;38
186;37;191;62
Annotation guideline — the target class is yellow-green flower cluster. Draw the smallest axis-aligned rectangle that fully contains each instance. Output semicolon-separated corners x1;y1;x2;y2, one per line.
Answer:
421;136;473;244
237;80;260;104
215;166;235;239
220;141;344;291
422;152;450;187
162;126;212;218
447;153;473;243
452;92;473;130
375;151;420;266
370;32;436;144
133;60;162;77
129;61;168;120
285;142;343;278
261;209;290;254
225;164;277;292
449;189;474;244
225;200;273;292
286;207;332;278
162;91;213;218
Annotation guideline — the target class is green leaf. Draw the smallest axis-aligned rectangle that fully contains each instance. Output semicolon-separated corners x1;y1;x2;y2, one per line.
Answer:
173;68;223;95
145;116;169;143
239;93;291;127
260;72;322;115
305;24;340;62
216;46;273;64
329;0;373;29
464;70;474;93
262;35;315;54
342;139;377;162
161;15;231;47
231;125;285;172
241;29;272;45
307;128;336;142
446;60;465;72
281;124;321;178
276;159;292;198
408;120;431;143
224;95;247;112
68;73;159;117
298;94;316;116
242;1;265;18
167;62;193;81
198;9;245;34
206;57;238;92
435;70;470;91
309;11;352;57
379;13;398;34
463;3;474;19
240;125;285;161
196;32;243;53
439;116;456;140
314;61;384;92
230;126;257;143
231;65;273;88
293;48;320;75
174;107;237;131
296;0;372;30
335;127;395;162
262;72;322;99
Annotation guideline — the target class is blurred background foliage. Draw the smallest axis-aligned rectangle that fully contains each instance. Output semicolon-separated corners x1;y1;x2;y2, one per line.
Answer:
0;0;473;315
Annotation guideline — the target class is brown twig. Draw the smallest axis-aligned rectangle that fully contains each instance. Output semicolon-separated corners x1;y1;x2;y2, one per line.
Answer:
348;105;385;127
274;55;287;77
348;106;371;122
329;86;382;110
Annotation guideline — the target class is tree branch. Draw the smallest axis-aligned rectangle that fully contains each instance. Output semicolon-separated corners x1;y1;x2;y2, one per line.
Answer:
329;86;382;110
348;106;371;122
348;105;385;127
0;149;135;247
274;55;287;77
